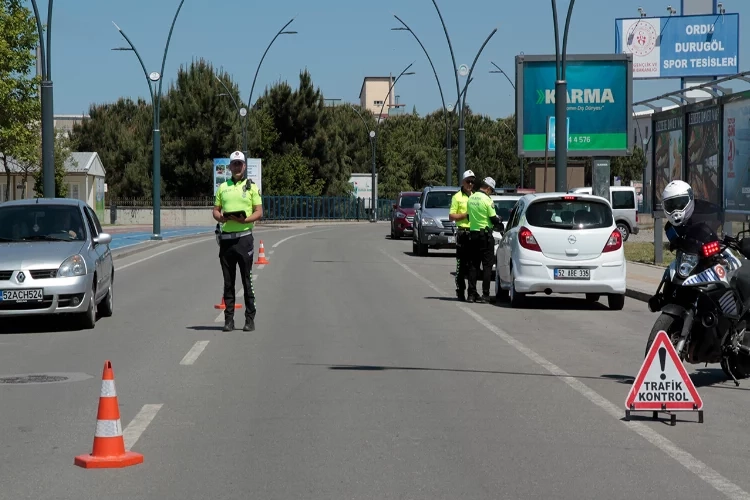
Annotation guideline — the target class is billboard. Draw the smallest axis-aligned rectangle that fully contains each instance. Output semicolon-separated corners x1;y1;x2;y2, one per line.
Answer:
686;106;721;207
213;158;263;196
349;173;377;209
723;99;750;214
652;110;684;210
615;13;740;79
515;54;633;157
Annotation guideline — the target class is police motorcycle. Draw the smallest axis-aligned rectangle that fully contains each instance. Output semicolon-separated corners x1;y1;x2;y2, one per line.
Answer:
646;184;750;385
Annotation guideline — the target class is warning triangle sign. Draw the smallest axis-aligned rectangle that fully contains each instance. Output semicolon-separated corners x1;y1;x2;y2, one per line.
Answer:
625;330;703;411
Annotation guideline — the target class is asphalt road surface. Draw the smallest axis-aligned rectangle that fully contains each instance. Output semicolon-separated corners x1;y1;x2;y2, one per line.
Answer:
2;223;750;500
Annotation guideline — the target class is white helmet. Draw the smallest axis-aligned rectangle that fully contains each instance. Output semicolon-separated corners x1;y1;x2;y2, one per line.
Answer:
662;180;694;226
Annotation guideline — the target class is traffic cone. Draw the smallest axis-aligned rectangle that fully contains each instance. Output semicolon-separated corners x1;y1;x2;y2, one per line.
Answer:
255;240;270;265
74;361;144;469
214;297;242;310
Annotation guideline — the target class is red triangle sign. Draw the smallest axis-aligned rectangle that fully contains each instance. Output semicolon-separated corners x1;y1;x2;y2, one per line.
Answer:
625;330;703;411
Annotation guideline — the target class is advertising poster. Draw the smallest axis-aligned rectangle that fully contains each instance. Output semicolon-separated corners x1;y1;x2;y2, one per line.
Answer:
652;114;684;210
615;14;739;79
213;158;262;195
349;173;377;209
687;107;721;207
95;177;106;221
723;100;750;213
517;55;631;157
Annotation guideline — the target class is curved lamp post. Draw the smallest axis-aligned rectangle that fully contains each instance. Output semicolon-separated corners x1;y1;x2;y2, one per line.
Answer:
215;76;247;150
373;62;415;222
348;105;377;214
242;17;298;157
490;62;524;188
392;15;451;187
112;0;187;240
30;0;55;198
551;0;576;192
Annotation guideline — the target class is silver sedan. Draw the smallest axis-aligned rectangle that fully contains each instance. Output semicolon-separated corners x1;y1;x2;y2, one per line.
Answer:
0;198;114;329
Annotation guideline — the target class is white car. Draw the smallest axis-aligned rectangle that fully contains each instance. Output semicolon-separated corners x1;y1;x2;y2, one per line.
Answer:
489;195;521;275
495;192;626;310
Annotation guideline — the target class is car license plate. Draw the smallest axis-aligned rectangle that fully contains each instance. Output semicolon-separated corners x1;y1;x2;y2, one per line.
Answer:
554;268;590;280
447;236;456;244
0;289;44;302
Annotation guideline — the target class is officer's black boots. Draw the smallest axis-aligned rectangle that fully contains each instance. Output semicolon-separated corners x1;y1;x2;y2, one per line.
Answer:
243;318;255;332
456;289;466;302
223;317;235;332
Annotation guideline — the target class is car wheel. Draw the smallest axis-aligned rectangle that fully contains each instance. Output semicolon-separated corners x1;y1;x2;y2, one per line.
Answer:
393;230;401;240
616;223;630;242
412;239;419;255
608;293;625;311
495;268;509;302
79;289;97;330
99;279;114;318
509;270;526;308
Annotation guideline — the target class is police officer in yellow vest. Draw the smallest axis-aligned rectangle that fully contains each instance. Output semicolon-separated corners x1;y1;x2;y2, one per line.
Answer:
466;176;503;303
449;169;475;301
213;151;263;332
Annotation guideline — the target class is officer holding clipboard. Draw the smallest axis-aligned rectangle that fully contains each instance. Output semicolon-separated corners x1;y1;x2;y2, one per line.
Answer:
213;151;263;332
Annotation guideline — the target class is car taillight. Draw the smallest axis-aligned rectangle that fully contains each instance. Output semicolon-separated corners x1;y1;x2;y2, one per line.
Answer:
519;226;542;252
602;229;623;252
702;240;720;257
563;195;577;200
636;211;639;223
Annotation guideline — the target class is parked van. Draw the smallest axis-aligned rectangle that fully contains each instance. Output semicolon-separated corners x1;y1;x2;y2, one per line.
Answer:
568;186;639;241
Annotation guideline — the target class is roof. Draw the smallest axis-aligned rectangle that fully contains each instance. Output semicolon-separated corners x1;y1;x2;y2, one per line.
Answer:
359;76;393;99
422;185;459;192
520;192;610;203
0;152;105;176
0;197;87;208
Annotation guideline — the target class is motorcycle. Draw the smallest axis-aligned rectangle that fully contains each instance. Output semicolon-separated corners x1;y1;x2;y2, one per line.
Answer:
647;225;750;386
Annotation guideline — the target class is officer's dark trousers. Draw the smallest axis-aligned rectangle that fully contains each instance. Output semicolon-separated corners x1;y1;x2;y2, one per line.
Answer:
219;233;256;321
468;230;494;297
455;229;471;293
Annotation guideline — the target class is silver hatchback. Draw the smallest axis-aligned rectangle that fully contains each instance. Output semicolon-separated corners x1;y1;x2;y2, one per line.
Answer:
0;198;114;329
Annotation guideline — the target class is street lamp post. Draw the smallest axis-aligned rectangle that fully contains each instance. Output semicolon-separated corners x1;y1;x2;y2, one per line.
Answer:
242;18;298;158
112;0;187;240
30;0;55;198
348;105;377;217
215;77;247;151
551;0;576;192
490;61;524;188
391;15;451;186
374;63;415;222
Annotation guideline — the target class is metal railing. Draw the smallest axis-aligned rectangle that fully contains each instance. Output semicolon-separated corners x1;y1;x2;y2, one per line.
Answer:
106;195;396;221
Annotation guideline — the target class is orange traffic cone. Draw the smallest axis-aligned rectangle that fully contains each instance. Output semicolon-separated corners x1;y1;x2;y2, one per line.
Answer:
74;361;144;469
255;240;270;265
214;297;242;310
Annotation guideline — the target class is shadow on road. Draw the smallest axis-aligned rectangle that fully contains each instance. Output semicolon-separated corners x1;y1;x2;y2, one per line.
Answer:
402;251;455;259
494;296;610;311
186;325;225;331
0;316;90;334
691;368;750;391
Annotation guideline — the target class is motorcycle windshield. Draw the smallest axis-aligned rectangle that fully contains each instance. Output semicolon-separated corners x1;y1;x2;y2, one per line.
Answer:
677;222;719;254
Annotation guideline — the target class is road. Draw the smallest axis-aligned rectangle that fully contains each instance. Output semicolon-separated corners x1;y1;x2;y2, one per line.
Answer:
1;223;749;500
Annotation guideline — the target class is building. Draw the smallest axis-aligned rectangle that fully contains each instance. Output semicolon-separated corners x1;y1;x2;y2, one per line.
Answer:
0;152;106;221
54;114;89;137
359;77;406;120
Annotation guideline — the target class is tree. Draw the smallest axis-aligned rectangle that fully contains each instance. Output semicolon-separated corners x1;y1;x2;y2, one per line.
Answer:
264;144;323;196
0;0;41;200
33;129;70;198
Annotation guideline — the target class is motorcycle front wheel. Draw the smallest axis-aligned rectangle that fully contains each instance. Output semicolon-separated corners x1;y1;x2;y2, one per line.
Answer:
646;313;684;359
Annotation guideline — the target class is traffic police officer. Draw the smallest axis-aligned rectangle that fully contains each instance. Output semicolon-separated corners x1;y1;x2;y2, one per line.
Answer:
466;176;503;303
449;169;476;301
212;151;263;332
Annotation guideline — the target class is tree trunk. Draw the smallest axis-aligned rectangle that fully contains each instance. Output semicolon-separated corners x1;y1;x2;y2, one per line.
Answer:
2;155;10;202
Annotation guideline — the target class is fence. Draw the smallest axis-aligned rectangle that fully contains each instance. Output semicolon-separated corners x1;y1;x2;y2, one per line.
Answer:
106;195;396;225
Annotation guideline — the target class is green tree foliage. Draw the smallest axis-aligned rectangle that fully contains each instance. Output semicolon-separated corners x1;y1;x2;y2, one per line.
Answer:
0;0;40;198
71;64;643;201
33;129;70;198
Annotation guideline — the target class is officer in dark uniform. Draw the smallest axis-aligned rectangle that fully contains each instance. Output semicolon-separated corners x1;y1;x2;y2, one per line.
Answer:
212;151;263;332
466;176;503;303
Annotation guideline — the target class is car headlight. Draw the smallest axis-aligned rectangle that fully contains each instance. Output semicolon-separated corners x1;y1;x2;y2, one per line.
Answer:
57;254;87;277
677;253;699;278
422;217;436;226
396;212;406;219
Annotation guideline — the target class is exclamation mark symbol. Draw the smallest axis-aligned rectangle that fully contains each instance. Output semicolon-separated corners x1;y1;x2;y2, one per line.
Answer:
658;347;667;380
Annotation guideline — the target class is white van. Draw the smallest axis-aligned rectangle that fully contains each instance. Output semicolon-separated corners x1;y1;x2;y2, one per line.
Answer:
568;186;639;241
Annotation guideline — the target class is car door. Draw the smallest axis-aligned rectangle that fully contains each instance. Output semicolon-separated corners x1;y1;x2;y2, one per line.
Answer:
413;191;425;240
88;207;113;290
498;200;523;283
82;207;104;300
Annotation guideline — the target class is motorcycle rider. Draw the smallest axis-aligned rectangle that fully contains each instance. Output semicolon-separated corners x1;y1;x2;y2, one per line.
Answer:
662;179;702;249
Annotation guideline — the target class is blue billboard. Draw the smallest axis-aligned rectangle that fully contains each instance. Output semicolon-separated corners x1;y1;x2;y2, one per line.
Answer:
515;54;633;157
615;13;739;79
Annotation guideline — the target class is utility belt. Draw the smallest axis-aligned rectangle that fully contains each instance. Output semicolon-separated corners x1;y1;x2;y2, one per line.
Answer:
215;225;252;244
468;228;493;240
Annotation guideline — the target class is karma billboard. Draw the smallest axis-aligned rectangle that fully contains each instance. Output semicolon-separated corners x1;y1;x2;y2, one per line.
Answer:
615;13;739;79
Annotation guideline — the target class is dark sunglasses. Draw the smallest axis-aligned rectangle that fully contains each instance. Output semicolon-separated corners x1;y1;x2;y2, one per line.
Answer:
464;178;475;184
230;161;244;166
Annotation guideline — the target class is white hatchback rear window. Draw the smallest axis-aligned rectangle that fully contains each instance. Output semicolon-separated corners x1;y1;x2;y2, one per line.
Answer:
526;199;613;230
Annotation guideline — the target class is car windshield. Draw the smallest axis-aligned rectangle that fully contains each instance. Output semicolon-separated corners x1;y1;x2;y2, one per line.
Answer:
493;200;518;221
399;195;419;209
526;199;613;230
0;204;86;242
424;191;455;209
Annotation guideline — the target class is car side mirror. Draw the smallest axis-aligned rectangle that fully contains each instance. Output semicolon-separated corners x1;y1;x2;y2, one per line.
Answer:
94;232;112;246
414;203;421;211
496;215;503;223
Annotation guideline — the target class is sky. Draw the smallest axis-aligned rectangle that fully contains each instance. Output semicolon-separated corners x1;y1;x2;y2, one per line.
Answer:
44;0;750;120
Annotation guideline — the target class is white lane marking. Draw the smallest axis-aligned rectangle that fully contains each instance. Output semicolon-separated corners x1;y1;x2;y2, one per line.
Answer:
268;250;274;255
258;264;266;270
381;249;750;500
180;341;209;365
117;238;213;270
271;228;334;248
122;404;163;450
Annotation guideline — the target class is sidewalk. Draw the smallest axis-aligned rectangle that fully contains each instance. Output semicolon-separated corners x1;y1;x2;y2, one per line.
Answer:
626;261;665;302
